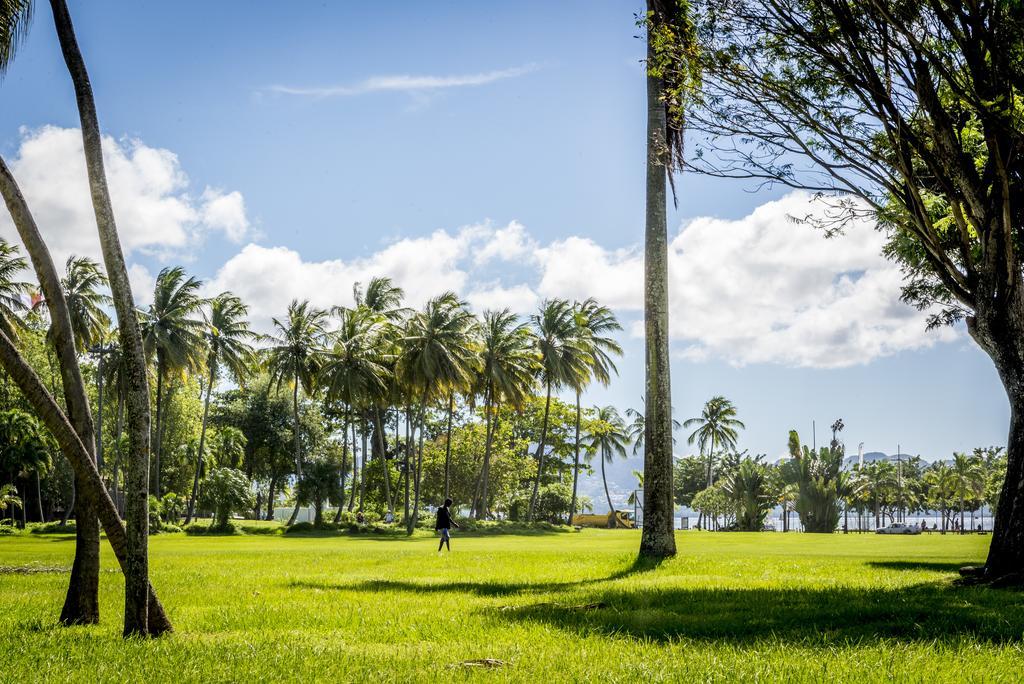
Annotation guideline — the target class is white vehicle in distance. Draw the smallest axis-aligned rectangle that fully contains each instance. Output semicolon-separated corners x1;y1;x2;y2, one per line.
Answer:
876;522;922;535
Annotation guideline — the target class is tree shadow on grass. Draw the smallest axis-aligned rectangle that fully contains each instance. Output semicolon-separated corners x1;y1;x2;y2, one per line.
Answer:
496;581;1024;645
287;555;665;597
867;560;975;573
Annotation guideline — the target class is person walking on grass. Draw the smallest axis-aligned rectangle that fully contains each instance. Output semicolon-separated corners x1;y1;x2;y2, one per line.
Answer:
436;498;459;552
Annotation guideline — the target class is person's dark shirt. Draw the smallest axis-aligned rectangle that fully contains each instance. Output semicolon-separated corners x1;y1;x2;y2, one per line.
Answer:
435;506;453;530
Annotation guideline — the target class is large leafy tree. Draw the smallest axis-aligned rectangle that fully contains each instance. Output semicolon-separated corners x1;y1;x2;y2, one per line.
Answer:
526;298;588;521
265;300;328;526
568;299;622;524
184;293;256;524
686;0;1024;581
140;267;206;498
474;309;536;519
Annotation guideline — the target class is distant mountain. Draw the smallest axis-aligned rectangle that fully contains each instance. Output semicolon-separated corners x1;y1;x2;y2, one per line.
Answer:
842;451;916;469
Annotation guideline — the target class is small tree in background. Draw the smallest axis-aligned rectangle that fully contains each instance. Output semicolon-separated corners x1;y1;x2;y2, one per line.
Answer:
200;468;253;530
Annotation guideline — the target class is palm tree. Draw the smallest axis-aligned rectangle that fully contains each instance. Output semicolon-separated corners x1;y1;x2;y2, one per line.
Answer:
0;408;51;527
639;0;698;559
45;0;172;634
265;300;328;526
526;299;589;521
474;309;536;519
568;299;622;524
625;400;681;455
184;293;256;524
585;405;629;525
60;256;111;352
321;305;391;520
396;292;479;534
0;238;29;339
684;396;745;489
951;453;984;534
140;266;206;498
0;482;21;524
352;276;407;516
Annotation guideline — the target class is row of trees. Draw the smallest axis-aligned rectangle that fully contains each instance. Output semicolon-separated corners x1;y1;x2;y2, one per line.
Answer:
0;254;634;532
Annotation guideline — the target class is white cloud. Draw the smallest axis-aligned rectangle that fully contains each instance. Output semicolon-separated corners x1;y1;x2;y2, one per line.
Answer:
205;192;953;367
265;64;537;98
465;283;538;313
128;264;156;308
533;191;955;368
0;126;252;268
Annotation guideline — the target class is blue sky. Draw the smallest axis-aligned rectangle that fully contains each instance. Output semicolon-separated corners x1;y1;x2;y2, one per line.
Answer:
0;0;1009;474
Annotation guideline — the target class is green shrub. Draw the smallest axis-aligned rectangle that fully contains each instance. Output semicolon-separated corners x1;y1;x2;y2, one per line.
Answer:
153;523;182;535
200;468;255;528
29;521;76;534
184;521;240;536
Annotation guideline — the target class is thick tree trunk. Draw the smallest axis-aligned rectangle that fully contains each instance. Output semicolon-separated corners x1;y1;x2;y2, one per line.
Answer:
569;391;582;525
0;154;100;624
527;384;553;521
974;296;1024;579
185;363;216;524
151;360;166;498
286;379;303;526
639;18;676;558
0;328;171;634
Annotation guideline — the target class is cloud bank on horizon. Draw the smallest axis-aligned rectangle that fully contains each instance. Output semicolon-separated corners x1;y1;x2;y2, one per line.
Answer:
0;126;954;369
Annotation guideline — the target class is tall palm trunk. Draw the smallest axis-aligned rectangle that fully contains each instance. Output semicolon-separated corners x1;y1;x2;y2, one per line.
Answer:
286;378;303;526
444;392;454;500
347;417;358;511
0;152;101;625
185;361;216;524
601;447;615;528
35;471;44;522
333;407;350;524
476;388;496;521
0;322;171;634
527;383;553;521
706;435;717;488
407;404;427;535
359;427;367;511
639;4;676;558
152;352;165;498
569;390;582;525
373;409;393;517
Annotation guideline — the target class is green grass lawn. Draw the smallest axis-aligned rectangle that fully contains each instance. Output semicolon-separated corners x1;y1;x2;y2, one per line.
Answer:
1;529;1022;682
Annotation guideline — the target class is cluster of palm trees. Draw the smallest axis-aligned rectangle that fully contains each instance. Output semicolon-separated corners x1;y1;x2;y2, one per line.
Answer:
0;242;629;532
263;283;623;533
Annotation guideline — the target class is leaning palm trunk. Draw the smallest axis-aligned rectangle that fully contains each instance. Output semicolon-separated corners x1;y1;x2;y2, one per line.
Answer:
638;5;676;558
0;322;171;634
0;154;100;624
185;362;216;524
286;379;303;526
527;384;553;521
